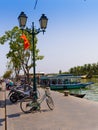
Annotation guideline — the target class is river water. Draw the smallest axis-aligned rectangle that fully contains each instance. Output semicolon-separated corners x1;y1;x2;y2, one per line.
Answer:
69;78;98;102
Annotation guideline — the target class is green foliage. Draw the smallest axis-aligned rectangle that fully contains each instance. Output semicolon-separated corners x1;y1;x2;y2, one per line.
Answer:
0;26;44;80
69;62;98;77
3;70;12;79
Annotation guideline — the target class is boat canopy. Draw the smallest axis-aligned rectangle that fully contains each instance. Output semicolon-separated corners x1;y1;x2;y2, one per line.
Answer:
40;74;81;86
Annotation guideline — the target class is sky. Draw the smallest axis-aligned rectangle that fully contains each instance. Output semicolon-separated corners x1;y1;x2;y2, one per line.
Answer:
0;0;98;76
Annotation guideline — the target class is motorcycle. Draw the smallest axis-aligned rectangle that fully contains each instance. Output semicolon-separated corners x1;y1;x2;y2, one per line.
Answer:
8;84;32;103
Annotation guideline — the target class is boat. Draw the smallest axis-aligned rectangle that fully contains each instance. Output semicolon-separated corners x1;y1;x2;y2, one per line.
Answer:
50;82;94;90
40;74;94;90
81;72;92;79
70;93;86;98
48;74;94;90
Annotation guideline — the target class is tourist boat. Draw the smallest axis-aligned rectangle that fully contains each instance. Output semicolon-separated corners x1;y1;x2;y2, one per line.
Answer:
48;74;94;90
40;74;94;90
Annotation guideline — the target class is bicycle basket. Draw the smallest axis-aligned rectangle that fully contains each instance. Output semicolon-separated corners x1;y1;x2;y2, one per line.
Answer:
45;87;51;96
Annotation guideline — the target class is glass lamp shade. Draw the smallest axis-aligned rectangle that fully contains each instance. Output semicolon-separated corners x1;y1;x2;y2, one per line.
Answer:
18;12;27;29
39;14;48;30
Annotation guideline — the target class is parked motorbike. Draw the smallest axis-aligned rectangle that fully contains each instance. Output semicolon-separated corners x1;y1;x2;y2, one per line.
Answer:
8;84;32;103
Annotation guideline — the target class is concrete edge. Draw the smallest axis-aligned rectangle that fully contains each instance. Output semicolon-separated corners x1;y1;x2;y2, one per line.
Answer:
0;83;6;130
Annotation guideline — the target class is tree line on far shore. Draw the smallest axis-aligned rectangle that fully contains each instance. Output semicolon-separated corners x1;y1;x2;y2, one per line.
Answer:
63;63;98;78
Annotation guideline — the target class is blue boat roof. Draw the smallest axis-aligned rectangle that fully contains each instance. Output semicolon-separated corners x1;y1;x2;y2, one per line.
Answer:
40;74;81;80
56;74;73;77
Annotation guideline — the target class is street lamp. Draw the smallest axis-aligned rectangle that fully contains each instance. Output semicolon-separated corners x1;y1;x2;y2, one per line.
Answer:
18;12;28;30
18;11;48;97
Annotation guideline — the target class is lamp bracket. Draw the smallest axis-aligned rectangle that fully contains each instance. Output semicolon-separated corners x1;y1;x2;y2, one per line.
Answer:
25;27;45;35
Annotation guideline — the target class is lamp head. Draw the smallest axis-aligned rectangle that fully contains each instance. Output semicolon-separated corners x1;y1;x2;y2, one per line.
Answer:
39;14;48;31
18;12;27;29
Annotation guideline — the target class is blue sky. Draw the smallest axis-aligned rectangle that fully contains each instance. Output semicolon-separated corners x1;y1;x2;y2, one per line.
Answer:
0;0;98;76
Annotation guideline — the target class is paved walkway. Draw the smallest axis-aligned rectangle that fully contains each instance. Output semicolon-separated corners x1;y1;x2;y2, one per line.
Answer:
1;83;98;130
5;87;98;130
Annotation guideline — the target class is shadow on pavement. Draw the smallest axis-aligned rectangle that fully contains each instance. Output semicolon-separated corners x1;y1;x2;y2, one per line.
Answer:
0;118;5;126
5;99;16;106
0;100;5;108
41;109;52;112
7;108;52;117
7;112;21;119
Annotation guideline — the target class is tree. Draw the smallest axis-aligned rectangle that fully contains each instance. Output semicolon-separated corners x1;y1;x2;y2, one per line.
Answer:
0;26;44;82
69;62;98;78
3;70;12;79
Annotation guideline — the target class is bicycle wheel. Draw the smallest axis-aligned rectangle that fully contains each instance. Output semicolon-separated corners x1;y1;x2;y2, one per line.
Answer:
46;96;54;110
20;97;33;113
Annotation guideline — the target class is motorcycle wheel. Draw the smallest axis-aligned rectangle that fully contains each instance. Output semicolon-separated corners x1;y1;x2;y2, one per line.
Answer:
10;93;18;103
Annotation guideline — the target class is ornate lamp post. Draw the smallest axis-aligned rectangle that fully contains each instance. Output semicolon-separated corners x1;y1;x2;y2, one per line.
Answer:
18;12;48;96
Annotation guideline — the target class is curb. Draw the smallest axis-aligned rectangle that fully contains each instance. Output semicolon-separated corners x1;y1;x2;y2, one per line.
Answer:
0;83;6;130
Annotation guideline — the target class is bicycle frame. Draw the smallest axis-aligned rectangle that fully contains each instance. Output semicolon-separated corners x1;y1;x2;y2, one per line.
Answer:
38;93;47;104
37;87;51;104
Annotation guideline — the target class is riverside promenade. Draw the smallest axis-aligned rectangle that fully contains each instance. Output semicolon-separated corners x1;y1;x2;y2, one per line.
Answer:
1;83;98;130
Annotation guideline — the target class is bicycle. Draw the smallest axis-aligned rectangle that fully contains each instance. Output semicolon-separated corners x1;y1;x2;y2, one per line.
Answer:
20;87;54;113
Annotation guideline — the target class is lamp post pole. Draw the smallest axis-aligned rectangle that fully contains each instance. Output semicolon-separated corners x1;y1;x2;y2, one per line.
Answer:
18;12;48;97
32;22;36;92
